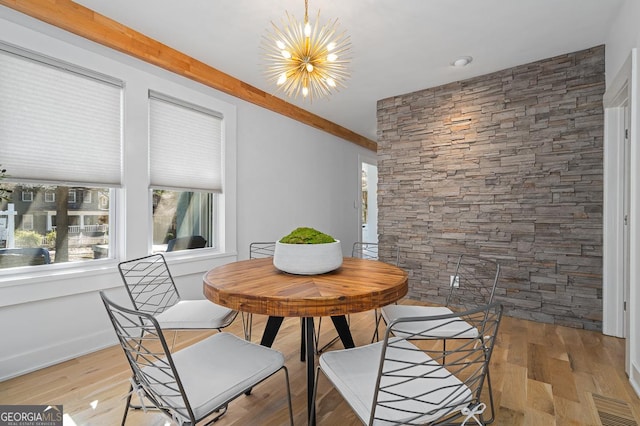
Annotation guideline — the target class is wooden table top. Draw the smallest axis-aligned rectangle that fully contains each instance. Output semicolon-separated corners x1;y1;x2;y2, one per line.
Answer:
203;257;408;317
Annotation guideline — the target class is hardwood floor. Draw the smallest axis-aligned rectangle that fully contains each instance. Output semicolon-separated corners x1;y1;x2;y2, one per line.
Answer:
1;301;639;425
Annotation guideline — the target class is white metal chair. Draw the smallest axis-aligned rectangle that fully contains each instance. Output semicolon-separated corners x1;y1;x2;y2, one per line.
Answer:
100;292;294;426
379;253;501;423
117;253;237;341
312;302;503;425
380;254;500;337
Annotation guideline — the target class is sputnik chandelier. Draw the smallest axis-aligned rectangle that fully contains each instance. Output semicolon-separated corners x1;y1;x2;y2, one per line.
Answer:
262;0;351;101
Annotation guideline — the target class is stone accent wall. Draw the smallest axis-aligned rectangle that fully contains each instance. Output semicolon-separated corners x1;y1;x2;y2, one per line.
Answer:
377;45;605;330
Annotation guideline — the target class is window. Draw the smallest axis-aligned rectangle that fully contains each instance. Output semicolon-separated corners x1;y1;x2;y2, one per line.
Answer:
98;192;109;210
83;190;92;204
0;42;122;269
21;214;33;231
1;184;112;266
149;92;222;252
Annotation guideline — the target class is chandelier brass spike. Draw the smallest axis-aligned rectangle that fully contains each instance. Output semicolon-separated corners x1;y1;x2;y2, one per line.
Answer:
261;0;351;102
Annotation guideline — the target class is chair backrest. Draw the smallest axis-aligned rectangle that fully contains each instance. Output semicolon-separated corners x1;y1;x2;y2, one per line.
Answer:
249;242;276;258
373;302;503;425
351;242;378;260
352;242;399;266
117;253;180;316
445;254;500;310
100;291;195;423
166;235;207;252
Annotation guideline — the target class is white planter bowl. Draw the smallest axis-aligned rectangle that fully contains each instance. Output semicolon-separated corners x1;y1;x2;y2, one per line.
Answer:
273;240;343;275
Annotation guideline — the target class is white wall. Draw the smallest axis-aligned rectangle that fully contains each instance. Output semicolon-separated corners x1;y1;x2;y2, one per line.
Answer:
0;7;370;380
605;0;640;395
236;105;365;260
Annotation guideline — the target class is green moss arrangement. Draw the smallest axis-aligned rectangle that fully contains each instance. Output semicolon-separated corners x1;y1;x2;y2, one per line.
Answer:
279;227;336;244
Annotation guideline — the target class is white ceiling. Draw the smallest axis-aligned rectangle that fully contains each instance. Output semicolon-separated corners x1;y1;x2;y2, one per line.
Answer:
73;0;624;142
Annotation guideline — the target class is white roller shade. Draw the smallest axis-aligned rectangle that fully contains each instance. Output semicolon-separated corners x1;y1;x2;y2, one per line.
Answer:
0;43;123;186
149;91;223;193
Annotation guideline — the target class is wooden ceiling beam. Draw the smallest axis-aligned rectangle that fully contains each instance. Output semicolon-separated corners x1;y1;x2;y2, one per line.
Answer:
0;0;377;152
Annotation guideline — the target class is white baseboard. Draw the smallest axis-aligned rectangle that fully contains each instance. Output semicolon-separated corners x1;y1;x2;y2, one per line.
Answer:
0;329;116;382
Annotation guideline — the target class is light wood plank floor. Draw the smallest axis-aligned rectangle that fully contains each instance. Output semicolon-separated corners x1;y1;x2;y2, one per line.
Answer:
1;301;639;425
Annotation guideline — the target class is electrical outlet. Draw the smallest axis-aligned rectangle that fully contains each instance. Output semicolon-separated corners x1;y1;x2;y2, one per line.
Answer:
450;275;460;288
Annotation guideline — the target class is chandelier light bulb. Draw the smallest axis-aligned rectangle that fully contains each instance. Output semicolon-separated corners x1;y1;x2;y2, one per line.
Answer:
262;0;351;101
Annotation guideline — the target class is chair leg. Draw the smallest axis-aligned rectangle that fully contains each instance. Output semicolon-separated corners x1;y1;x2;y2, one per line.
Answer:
310;366;322;426
241;312;252;341
484;368;496;424
370;308;382;343
207;404;228;423
315;315;349;354
121;383;133;426
170;330;178;350
282;367;294;426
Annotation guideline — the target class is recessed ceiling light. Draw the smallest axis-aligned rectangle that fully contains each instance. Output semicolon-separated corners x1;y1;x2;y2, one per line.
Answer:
451;56;473;67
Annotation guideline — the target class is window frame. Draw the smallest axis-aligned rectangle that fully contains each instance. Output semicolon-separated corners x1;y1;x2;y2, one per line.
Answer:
0;41;122;277
21;214;33;231
21;191;33;202
148;91;224;254
0;21;237;303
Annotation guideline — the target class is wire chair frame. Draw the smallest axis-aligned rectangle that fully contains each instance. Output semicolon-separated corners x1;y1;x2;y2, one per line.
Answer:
249;242;276;259
352;241;379;260
117;253;182;317
313;303;502;426
373;303;501;425
379;253;501;423
101;292;294;426
352;242;400;267
443;255;500;312
101;293;203;425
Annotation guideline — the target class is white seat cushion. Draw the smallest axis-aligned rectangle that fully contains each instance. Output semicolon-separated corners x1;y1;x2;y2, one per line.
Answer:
319;339;472;425
155;299;236;329
146;332;285;421
381;305;479;339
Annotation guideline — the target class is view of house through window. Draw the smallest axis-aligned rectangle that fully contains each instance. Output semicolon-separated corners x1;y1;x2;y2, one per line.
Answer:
152;190;215;252
0;184;111;268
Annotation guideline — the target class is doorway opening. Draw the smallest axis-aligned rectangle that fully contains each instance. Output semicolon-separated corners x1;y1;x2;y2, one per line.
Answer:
603;51;633;377
359;158;378;244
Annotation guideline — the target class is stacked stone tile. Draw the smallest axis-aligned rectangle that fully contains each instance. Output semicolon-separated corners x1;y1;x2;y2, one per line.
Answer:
377;46;605;330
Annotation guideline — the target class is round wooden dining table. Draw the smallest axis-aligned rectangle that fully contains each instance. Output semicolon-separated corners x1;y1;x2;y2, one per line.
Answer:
203;256;408;425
